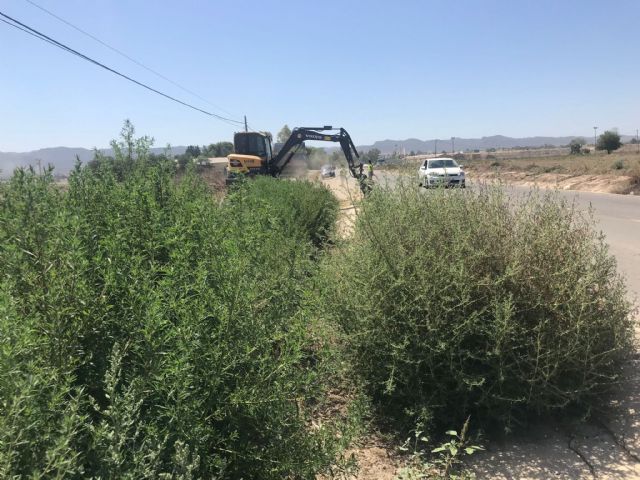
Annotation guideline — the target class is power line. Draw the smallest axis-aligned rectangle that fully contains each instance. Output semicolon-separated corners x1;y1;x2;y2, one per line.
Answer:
1;11;243;126
0;10;244;126
22;0;243;122
1;16;59;49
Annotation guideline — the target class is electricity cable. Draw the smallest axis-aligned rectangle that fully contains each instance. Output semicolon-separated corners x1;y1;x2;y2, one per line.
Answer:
0;10;244;126
22;0;243;122
1;16;59;49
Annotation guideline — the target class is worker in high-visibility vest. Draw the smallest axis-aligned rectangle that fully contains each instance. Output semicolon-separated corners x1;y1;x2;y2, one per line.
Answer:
366;162;374;180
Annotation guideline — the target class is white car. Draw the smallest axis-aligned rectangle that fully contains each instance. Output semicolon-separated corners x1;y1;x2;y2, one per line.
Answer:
321;164;336;178
418;158;466;188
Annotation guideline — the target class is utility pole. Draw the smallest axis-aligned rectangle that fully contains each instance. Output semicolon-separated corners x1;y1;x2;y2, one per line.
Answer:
244;115;248;132
593;126;598;149
451;137;455;154
637;129;639;153
434;139;437;155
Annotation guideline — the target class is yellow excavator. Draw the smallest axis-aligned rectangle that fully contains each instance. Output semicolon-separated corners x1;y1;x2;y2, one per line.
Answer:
226;126;371;193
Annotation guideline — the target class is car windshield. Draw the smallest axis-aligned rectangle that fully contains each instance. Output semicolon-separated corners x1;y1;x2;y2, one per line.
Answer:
428;159;458;169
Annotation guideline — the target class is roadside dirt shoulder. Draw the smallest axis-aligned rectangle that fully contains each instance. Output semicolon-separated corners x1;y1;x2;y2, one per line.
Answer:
470;170;639;195
315;173;362;237
471;354;640;480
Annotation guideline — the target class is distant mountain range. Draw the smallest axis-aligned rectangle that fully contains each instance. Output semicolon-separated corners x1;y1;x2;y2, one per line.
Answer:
0;146;186;178
359;134;635;155
1;134;635;177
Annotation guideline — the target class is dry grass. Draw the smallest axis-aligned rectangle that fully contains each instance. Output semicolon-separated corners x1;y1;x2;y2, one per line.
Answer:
387;146;640;194
393;145;640;178
466;146;640;179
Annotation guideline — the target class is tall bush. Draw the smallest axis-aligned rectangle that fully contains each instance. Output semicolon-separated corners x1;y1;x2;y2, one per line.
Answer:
0;129;347;478
320;182;635;433
229;176;339;248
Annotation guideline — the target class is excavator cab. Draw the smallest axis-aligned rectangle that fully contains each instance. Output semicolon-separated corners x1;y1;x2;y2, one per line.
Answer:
226;131;273;178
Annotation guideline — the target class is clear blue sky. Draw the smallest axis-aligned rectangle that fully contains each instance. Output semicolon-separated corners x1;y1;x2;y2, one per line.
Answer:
1;0;639;151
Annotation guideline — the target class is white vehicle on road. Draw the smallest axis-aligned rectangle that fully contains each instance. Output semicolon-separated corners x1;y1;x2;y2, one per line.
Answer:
418;158;465;188
321;164;336;178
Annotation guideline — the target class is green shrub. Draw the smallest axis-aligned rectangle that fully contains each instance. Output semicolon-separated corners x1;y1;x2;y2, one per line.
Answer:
0;129;347;478
229;176;339;248
612;158;625;170
541;165;566;173
0;284;86;478
320;182;635;433
525;163;539;172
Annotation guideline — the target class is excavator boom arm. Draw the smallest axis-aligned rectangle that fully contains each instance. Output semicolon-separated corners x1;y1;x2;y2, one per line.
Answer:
270;127;368;191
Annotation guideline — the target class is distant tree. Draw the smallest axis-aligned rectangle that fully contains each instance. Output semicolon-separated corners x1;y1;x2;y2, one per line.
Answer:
175;154;192;170
629;137;639;145
569;137;586;154
596;131;622;154
202;142;234;157
87;153;114;173
409;150;416;156
362;148;381;164
330;150;343;164
277;125;292;144
185;145;201;158
201;144;213;157
217;141;234;156
148;152;172;167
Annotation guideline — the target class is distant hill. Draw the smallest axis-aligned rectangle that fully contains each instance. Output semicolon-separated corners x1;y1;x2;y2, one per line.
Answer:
2;134;636;177
358;134;635;154
0;146;187;178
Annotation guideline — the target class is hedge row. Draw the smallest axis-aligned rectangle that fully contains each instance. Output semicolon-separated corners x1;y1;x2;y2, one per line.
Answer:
0;159;344;478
